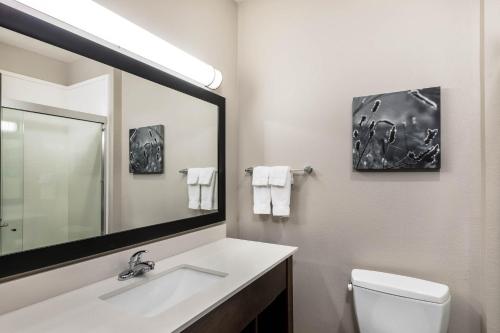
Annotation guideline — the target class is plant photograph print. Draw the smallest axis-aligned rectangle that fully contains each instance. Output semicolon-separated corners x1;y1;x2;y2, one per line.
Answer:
352;87;441;171
129;124;165;174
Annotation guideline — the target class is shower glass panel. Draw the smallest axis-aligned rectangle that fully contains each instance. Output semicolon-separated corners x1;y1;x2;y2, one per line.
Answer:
0;108;23;255
0;107;103;255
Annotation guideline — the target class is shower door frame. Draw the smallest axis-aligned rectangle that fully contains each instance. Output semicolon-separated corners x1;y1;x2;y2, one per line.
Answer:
0;97;108;248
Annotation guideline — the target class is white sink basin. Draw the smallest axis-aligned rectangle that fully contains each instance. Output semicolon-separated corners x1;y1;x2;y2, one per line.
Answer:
100;265;227;317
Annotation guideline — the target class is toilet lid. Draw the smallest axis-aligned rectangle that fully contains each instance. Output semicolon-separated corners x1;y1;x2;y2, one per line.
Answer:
351;269;450;304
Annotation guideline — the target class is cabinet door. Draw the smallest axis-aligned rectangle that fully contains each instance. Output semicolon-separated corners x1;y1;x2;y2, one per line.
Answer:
183;258;293;333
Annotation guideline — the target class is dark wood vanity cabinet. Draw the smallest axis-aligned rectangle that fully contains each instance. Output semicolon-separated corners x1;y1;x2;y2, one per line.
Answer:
182;257;294;333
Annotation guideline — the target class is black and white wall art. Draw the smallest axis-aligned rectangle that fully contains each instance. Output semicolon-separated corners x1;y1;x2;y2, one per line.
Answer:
129;124;165;174
352;87;441;171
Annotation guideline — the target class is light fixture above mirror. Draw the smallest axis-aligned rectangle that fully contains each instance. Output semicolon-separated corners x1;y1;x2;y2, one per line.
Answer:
7;0;223;89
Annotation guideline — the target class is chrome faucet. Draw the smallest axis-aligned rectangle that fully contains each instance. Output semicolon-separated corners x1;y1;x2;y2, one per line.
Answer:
118;250;155;281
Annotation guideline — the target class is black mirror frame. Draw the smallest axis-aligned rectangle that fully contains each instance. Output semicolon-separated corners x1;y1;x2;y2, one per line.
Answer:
0;4;225;281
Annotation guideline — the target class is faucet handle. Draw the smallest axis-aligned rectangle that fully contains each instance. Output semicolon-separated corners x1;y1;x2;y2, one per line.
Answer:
129;250;147;267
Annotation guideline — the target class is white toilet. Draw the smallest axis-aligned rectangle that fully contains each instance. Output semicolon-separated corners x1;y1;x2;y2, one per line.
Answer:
351;269;451;333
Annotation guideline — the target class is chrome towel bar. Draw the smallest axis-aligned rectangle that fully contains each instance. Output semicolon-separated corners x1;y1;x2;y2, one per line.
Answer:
178;168;218;175
244;166;313;175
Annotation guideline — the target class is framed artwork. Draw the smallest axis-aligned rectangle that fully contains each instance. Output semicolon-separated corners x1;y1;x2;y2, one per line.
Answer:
129;124;164;174
353;87;441;171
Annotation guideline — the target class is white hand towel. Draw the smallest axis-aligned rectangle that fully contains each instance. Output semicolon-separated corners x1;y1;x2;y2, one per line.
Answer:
252;166;271;214
187;168;201;209
252;166;270;186
187;168;200;185
269;166;290;186
200;168;217;210
270;167;292;217
199;167;215;185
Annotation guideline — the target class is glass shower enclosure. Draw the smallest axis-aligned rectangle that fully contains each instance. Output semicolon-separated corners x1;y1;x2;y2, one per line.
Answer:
0;101;105;255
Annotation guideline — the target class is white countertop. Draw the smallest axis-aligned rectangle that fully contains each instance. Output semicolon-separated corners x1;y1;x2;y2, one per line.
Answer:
0;238;297;333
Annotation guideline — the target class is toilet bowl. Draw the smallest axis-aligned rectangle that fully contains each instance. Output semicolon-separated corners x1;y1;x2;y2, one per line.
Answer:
351;269;451;333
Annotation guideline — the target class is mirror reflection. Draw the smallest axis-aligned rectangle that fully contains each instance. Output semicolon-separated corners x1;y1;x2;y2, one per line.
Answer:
0;27;219;255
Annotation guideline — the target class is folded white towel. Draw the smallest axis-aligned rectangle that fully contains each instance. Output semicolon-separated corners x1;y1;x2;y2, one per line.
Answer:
254;186;271;214
187;168;201;185
187;168;201;209
199;167;215;185
252;166;271;214
271;167;292;217
252;166;270;186
201;168;217;210
269;166;290;186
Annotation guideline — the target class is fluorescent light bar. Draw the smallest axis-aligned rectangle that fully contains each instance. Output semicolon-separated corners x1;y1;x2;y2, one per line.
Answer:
13;0;223;89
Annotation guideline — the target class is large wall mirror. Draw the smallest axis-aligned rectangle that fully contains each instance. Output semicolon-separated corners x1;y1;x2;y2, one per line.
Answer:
0;4;225;280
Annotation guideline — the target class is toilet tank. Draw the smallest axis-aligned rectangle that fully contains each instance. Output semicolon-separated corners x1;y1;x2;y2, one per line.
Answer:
351;269;451;333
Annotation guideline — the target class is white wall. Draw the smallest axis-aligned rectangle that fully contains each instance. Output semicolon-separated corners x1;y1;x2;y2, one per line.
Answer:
237;0;483;332
66;76;109;116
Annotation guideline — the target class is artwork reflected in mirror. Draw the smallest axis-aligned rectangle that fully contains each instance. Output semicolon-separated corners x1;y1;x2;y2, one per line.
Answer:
129;125;165;174
0;27;219;256
352;87;441;171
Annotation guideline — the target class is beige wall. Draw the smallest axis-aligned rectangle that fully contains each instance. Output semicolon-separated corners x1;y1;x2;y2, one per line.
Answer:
67;58;113;85
0;42;69;85
483;0;500;331
95;0;240;235
119;72;218;231
3;0;496;331
0;37;113;87
237;0;484;332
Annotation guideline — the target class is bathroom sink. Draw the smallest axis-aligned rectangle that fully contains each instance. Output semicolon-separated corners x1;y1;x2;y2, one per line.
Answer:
100;265;227;317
